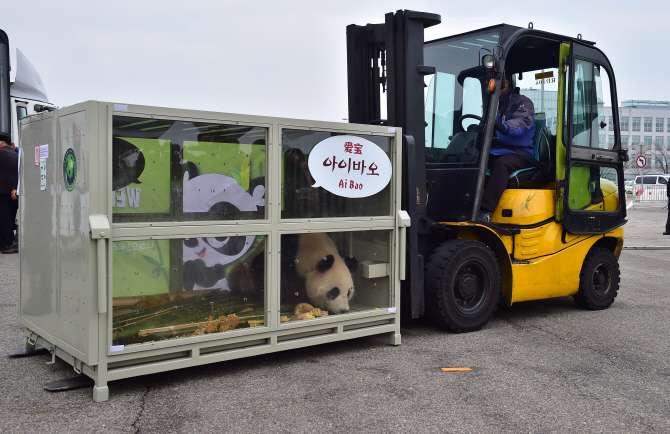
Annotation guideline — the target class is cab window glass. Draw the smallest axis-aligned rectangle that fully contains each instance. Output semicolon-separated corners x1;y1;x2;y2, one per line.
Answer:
518;68;559;133
572;60;613;149
567;163;619;212
462;77;483;129
423;28;499;165
424;72;455;150
424;74;482;149
424;72;484;165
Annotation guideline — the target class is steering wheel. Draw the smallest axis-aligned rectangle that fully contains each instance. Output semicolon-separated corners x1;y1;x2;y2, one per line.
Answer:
457;114;483;132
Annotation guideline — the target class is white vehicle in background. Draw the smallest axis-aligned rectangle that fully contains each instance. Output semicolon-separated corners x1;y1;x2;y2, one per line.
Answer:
1;29;56;144
632;174;669;201
634;175;669;186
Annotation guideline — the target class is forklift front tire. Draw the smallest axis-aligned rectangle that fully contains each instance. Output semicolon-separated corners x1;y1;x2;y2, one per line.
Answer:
574;247;620;310
424;240;501;333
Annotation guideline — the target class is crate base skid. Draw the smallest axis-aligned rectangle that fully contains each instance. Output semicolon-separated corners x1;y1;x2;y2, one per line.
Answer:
7;344;50;358
44;375;95;392
29;313;399;402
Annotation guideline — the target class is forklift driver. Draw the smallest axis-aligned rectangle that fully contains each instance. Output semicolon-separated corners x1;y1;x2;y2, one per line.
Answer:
478;74;536;223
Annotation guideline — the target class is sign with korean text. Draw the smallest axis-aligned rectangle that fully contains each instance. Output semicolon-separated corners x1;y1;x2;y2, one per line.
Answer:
308;135;392;198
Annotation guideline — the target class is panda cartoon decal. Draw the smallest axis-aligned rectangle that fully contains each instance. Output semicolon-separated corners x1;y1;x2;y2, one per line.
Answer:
181;164;265;291
112;137;146;191
183;168;264;213
182;236;257;291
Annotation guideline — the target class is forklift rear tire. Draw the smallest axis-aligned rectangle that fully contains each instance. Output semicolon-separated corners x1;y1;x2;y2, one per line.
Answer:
573;248;620;310
424;240;501;333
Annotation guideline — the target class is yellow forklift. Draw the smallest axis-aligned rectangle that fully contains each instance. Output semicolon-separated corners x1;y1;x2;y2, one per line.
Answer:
347;11;627;332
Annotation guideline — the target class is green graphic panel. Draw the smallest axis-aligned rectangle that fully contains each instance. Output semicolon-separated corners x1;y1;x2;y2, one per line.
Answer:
112;239;171;297
183;141;265;189
112;138;171;214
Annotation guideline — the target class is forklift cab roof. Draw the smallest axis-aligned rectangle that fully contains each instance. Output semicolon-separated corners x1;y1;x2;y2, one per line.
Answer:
427;23;596;50
426;23;598;77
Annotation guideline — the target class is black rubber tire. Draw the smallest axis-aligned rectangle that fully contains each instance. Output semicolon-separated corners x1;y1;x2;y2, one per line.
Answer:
573;247;620;310
424;240;501;333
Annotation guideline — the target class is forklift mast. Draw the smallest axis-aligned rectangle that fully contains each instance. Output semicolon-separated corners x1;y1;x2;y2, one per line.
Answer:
346;10;440;318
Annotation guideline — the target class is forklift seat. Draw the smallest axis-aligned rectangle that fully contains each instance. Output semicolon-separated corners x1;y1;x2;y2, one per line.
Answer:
506;118;555;188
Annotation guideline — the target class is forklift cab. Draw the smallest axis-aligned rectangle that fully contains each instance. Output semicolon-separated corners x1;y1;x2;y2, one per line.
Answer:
423;25;625;234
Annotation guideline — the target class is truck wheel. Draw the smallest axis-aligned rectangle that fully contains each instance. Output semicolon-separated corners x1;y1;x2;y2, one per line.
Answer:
573;248;620;310
424;240;501;333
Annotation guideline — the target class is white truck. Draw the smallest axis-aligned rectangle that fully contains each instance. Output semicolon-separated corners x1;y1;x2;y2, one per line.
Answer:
1;29;56;144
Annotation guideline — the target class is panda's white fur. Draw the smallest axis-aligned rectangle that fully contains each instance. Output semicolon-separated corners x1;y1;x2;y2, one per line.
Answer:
228;232;358;315
294;233;357;315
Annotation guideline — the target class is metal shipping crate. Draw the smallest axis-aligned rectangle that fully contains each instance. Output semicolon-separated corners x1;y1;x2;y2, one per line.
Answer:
16;101;407;402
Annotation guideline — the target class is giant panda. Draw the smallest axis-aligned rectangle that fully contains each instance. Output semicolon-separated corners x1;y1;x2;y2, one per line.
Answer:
229;232;358;315
291;233;358;314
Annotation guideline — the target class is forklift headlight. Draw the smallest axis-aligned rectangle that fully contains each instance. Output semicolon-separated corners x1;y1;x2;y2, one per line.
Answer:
482;54;495;69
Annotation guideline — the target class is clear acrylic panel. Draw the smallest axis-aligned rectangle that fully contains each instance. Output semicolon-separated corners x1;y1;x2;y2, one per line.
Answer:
112;116;267;223
278;230;391;323
112;235;266;346
281;129;393;219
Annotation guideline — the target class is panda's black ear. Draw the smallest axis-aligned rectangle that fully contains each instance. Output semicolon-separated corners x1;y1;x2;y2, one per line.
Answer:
316;255;334;273
344;255;358;273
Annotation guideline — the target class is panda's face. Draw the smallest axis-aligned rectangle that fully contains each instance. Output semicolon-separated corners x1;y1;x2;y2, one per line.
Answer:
325;284;355;315
308;254;357;315
183;236;255;268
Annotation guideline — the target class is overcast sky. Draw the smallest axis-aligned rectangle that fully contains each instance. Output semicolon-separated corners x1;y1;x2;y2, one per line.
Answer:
2;0;664;122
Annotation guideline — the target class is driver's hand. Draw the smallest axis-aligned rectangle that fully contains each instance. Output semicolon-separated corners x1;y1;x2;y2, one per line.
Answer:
494;121;507;134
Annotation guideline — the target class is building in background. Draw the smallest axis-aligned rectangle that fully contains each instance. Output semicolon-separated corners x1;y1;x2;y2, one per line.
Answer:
605;101;670;179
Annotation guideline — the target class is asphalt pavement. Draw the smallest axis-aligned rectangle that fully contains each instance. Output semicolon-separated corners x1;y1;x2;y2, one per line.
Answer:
1;202;669;433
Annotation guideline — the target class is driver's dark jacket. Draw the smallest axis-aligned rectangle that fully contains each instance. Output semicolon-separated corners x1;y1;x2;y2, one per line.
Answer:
491;89;535;157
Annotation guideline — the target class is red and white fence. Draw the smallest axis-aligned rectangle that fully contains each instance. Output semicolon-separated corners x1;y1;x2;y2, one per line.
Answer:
633;184;668;201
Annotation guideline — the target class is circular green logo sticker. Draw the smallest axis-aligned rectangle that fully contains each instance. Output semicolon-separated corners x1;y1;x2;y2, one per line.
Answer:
63;148;77;192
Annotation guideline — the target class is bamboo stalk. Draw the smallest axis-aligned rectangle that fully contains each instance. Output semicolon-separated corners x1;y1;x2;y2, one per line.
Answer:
138;322;205;337
113;306;176;328
136;315;266;337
